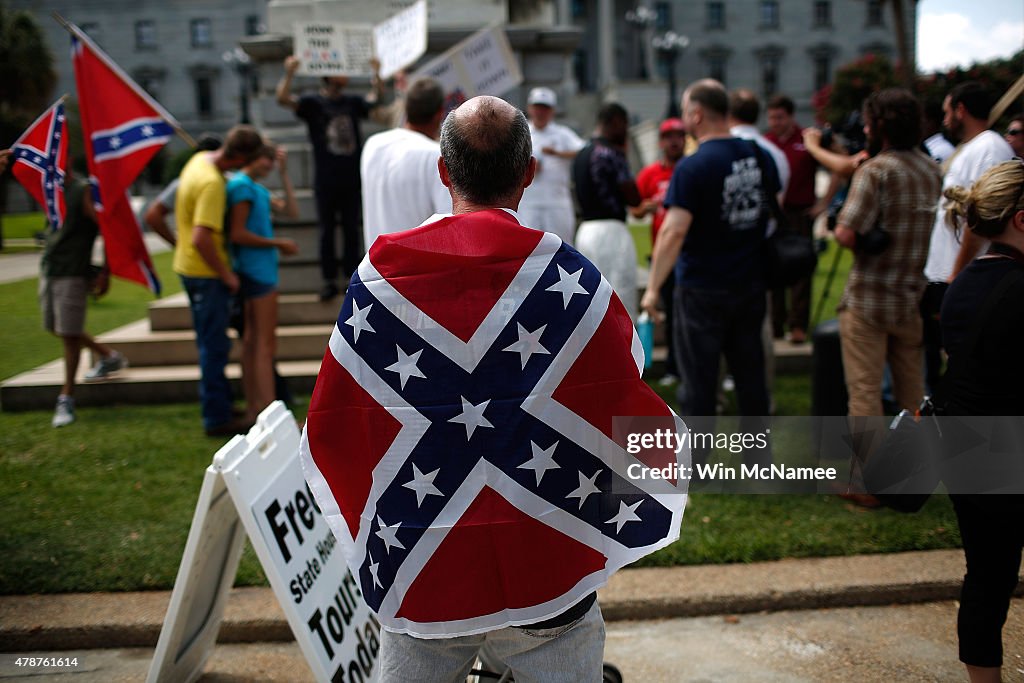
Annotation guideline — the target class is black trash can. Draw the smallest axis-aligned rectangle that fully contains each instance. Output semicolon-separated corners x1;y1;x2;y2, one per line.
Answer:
812;318;848;416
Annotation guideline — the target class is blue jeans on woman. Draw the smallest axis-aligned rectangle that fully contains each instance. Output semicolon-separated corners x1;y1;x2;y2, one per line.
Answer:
181;275;233;430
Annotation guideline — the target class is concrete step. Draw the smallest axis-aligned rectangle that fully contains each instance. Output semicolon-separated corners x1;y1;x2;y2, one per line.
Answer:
149;293;341;331
0;356;322;412
273;222;319;256
92;320;334;368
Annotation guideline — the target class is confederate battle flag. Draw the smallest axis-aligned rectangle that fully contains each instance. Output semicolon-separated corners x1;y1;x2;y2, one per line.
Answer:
11;98;68;231
69;22;175;293
301;209;687;638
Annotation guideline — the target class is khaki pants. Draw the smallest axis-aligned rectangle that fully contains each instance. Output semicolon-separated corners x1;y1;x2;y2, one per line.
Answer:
838;307;924;417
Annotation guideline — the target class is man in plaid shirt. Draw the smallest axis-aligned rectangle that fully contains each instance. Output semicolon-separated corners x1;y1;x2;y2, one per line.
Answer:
833;88;942;417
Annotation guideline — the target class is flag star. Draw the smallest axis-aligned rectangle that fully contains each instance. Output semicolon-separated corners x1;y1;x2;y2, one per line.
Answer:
503;323;550;369
34;155;42;164
448;396;493;439
402;463;444;507
605;499;643;533
142;124;154;137
110;136;122;149
385;345;426;389
368;553;383;588
546;265;588;308
375;516;406;554
518;440;560;485
566;470;602;509
345;300;375;343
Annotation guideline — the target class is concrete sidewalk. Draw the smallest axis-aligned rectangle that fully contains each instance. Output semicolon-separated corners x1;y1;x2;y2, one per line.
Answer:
0;234;171;285
4;548;1019;652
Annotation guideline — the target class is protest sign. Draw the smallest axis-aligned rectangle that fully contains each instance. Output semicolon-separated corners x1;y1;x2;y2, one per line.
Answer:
413;25;523;111
374;0;428;79
294;22;375;76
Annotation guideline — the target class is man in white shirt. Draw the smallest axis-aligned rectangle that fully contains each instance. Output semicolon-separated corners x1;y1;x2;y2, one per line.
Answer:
518;87;585;245
921;81;1014;391
361;78;450;248
727;88;790;202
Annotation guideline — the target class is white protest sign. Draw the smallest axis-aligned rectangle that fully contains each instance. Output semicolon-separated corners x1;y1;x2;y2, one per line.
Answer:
413;26;523;111
373;0;428;80
147;403;381;683
294;22;375;76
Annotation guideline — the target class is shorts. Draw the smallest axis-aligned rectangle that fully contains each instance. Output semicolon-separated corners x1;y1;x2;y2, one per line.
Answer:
39;276;88;336
238;273;276;300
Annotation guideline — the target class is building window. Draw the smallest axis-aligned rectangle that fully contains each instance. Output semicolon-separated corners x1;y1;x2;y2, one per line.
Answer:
708;55;727;85
573;48;592;92
760;0;779;29
706;2;725;30
655;1;671;30
814;54;831;91
571;0;586;20
867;0;884;26
245;15;262;36
135;20;156;50
195;76;213;118
191;19;212;48
762;54;780;99
813;1;831;28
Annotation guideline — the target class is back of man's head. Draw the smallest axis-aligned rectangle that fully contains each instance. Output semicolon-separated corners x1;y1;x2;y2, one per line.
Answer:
948;81;995;122
597;102;628;127
864;87;923;151
405;78;445;126
440;96;532;205
766;94;795;116
222;125;264;163
686;79;728;120
728;88;760;125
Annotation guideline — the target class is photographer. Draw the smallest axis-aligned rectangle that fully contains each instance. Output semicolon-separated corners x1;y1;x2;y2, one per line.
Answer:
833;88;941;419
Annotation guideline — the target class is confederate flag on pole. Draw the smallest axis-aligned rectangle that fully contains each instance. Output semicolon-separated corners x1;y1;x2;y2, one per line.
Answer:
11;98;68;231
301;209;687;638
69;22;176;294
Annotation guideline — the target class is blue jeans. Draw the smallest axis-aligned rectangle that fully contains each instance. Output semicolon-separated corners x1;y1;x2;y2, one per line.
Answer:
180;276;233;430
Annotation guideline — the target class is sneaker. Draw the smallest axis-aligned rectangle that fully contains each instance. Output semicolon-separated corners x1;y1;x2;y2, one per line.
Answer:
319;281;340;301
657;373;679;387
84;351;128;381
52;395;75;428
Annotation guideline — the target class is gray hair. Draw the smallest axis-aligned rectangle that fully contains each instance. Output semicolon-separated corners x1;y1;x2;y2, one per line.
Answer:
439;101;532;205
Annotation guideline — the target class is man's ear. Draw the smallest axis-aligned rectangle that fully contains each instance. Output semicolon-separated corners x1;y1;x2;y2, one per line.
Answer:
438;157;452;188
522;156;537;190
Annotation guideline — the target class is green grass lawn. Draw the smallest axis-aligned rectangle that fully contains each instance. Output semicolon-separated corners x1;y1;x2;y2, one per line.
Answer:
0;250;180;382
0;228;960;596
1;212;48;241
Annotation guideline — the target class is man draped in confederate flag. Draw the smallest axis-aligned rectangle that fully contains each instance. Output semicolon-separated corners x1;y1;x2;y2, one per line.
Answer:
301;96;686;681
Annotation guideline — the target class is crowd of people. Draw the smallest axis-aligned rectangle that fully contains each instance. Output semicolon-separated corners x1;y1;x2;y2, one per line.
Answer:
10;53;1021;681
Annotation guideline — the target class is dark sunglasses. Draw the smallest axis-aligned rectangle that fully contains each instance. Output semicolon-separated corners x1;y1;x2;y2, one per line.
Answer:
1006;129;1024;137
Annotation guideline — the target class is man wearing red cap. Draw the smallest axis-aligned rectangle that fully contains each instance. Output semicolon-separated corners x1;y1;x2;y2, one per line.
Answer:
632;118;688;383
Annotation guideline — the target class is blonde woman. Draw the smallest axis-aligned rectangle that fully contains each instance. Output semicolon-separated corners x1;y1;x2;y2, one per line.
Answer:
941;159;1024;683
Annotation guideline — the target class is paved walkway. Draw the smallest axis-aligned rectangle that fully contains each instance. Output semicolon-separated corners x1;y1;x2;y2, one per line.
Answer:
0;234;171;285
1;550;1022;681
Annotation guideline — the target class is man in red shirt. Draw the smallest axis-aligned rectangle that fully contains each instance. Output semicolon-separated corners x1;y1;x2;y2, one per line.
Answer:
765;95;819;344
632;118;687;382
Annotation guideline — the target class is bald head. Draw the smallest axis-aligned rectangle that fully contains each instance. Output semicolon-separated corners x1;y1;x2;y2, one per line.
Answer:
440;96;533;206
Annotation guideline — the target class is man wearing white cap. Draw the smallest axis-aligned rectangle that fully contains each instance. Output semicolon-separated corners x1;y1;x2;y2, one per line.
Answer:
518;87;585;245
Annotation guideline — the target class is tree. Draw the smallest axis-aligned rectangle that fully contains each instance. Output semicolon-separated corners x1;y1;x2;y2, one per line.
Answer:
812;54;899;127
0;2;58;248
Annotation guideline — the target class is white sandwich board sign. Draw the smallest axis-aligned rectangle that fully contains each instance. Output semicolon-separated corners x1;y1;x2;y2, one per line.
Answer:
147;402;381;683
